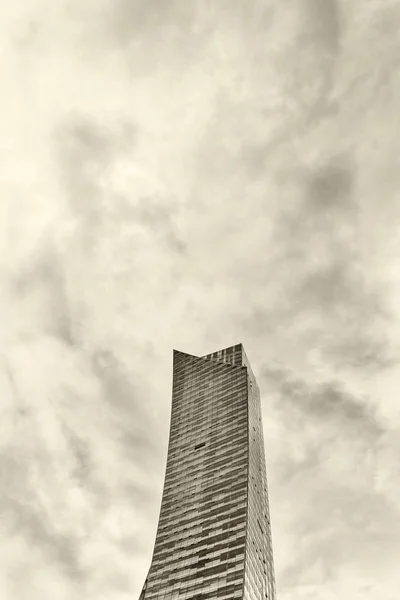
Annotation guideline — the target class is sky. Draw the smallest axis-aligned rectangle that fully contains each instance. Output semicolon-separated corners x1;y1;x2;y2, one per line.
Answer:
0;1;399;599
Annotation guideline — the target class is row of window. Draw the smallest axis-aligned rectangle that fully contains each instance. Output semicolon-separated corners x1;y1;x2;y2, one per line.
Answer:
170;405;247;426
172;386;246;399
171;387;244;398
163;455;247;480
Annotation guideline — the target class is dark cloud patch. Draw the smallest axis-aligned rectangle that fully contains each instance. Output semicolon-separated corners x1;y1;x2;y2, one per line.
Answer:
242;156;395;372
0;496;85;581
117;533;148;556
55;116;134;231
0;449;85;580
123;480;155;512
3;358;28;411
302;0;342;78
111;0;273;52
293;0;342;121
285;156;357;236
57;117;111;217
304;0;342;57
9;240;75;345
61;425;97;490
92;349;167;529
313;383;378;429
306;161;354;209
70;435;92;483
264;366;382;438
332;335;395;372
0;452;28;500
112;0;195;47
59;115;136;167
93;349;158;465
118;197;187;256
55;115;134;201
300;258;352;307
136;201;187;254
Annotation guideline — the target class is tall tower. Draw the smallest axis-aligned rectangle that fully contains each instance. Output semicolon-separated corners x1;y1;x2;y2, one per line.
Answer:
139;344;276;600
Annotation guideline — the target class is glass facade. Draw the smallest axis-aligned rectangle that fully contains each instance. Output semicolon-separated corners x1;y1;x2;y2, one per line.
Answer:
140;344;276;600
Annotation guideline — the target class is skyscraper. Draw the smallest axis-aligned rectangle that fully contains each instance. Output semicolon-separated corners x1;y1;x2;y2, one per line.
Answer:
139;344;276;600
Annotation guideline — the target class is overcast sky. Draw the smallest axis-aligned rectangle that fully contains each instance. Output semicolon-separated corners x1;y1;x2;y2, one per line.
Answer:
1;1;400;599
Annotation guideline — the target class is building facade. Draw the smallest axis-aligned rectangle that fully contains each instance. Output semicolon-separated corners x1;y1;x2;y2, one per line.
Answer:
139;344;276;600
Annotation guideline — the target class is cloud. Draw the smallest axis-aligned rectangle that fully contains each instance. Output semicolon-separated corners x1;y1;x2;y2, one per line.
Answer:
279;578;399;600
233;151;396;378
0;335;158;598
259;365;400;590
306;160;353;209
92;349;159;468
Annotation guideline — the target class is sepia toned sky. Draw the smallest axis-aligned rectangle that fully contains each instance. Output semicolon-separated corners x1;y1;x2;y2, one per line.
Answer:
1;1;400;599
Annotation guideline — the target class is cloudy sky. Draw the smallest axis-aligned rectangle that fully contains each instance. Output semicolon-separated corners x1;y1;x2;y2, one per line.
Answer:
1;1;400;599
